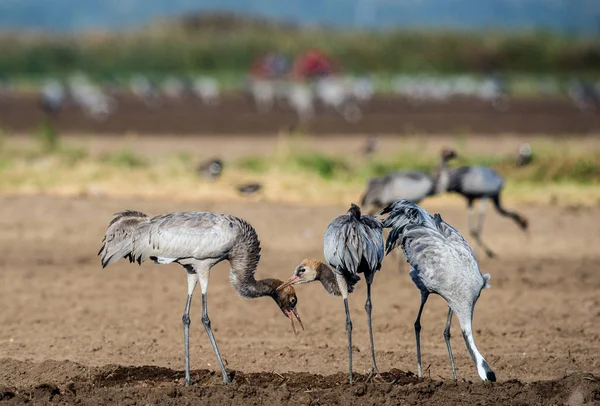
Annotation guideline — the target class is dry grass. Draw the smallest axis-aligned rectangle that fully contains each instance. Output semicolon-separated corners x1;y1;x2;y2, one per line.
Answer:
0;132;599;207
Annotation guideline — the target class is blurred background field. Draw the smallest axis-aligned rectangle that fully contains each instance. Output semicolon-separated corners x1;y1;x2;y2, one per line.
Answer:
1;2;600;404
0;130;598;206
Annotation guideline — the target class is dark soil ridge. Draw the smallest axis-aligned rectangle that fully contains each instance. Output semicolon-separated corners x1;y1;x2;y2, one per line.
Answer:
0;359;599;405
2;94;599;135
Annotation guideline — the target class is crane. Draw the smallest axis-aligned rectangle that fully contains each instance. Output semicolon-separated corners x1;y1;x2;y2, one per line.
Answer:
197;158;223;181
360;149;457;215
379;200;496;382
99;210;302;385
278;203;384;383
437;148;528;258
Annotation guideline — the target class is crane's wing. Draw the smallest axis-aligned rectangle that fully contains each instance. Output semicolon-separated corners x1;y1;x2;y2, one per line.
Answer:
431;213;475;260
359;215;384;272
99;210;149;267
131;212;239;264
379;199;436;255
324;213;383;276
324;215;361;275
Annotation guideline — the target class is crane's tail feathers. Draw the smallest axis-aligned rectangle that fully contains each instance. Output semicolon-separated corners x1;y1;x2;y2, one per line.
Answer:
378;203;394;216
99;210;149;268
379;200;433;255
483;273;491;289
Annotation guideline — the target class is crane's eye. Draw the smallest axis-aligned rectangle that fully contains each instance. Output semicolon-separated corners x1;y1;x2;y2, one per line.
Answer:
297;266;305;276
290;297;297;306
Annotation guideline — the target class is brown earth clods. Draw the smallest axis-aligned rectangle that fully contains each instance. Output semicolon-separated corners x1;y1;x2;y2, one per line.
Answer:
0;195;599;405
1;94;599;135
0;359;599;405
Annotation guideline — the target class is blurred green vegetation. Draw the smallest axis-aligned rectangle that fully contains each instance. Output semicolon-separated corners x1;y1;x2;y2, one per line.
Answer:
100;149;148;168
232;148;600;185
0;24;599;79
0;136;598;205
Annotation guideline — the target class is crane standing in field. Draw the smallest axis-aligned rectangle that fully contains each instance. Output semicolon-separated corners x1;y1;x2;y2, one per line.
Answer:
99;210;302;385
197;158;223;181
360;149;457;215
380;200;496;382
437;148;528;258
278;203;384;383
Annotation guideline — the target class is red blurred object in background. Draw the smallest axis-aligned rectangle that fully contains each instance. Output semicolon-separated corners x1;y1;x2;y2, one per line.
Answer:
293;49;339;79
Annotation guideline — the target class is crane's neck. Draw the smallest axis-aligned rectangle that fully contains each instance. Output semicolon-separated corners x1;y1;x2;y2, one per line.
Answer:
315;262;343;296
434;156;451;194
227;220;279;299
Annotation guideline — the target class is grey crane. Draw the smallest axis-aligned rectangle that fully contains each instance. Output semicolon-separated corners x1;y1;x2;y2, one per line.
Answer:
437;148;528;258
380;200;496;382
360;149;457;215
516;143;533;167
238;183;263;196
277;203;384;383
197;158;223;181
99;210;302;385
362;135;379;157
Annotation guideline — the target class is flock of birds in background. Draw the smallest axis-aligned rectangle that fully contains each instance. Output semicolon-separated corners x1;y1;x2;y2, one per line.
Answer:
98;140;533;385
0;72;595;125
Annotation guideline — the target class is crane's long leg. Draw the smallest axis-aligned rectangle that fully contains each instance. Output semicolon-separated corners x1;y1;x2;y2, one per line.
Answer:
198;268;231;383
182;270;198;386
365;274;383;382
468;199;495;258
414;292;429;378
336;273;353;384
444;307;457;381
491;194;528;232
343;297;353;384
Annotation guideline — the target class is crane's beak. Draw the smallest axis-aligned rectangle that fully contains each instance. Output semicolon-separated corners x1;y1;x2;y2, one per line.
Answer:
285;308;304;335
277;275;301;292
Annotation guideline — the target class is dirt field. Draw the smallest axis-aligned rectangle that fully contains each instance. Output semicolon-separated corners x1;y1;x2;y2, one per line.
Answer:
1;93;599;135
0;194;599;404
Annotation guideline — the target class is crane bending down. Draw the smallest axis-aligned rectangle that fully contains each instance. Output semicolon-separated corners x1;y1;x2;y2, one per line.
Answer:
278;203;384;383
438;149;528;258
99;210;302;385
379;200;495;381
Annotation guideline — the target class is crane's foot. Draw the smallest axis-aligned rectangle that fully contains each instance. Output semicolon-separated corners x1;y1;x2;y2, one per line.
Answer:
184;378;191;386
365;367;386;383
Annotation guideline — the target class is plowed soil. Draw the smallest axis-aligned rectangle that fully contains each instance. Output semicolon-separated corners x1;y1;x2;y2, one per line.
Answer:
1;93;599;135
0;195;599;404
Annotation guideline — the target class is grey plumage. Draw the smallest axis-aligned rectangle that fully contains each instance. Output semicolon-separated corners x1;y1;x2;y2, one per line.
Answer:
238;183;262;196
360;149;456;215
99;210;301;385
197;158;223;181
516;143;533;167
380;200;495;382
324;203;384;382
438;152;528;258
324;203;384;290
361;170;434;212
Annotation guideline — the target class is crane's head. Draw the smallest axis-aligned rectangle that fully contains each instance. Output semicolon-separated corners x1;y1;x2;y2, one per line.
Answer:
271;280;303;335
441;147;457;162
277;259;321;292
